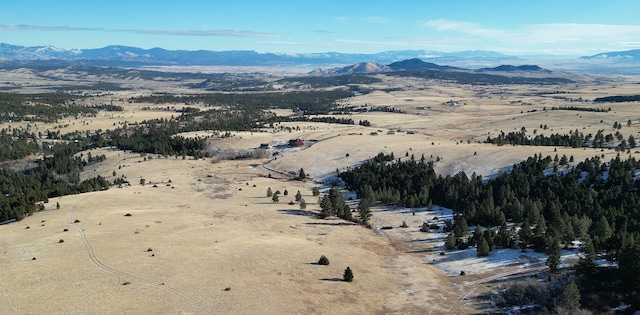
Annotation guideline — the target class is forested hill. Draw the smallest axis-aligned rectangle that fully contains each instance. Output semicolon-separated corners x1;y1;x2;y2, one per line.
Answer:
339;152;640;310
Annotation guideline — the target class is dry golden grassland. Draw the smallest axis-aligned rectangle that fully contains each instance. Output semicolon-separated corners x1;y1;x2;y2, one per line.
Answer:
1;71;639;314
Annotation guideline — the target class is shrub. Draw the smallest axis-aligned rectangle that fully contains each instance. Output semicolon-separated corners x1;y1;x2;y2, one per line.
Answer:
494;281;550;308
343;267;354;282
318;255;330;265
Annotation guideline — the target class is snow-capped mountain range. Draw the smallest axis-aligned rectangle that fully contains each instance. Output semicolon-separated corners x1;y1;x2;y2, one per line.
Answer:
1;43;640;74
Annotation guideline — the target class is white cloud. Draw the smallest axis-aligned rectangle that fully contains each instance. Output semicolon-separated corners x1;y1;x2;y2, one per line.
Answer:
0;24;281;38
421;19;640;55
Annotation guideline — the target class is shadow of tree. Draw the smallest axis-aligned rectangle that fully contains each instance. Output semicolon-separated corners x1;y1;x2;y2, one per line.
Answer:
319;277;344;282
305;221;357;226
277;209;318;217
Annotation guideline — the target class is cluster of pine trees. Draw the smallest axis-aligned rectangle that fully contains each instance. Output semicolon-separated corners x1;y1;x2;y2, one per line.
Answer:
318;187;352;221
486;128;636;150
594;94;640;103
340;152;640;309
486;129;588;148
550;105;610;112
0;141;110;222
128;90;354;115
0;92;99;123
0;127;40;162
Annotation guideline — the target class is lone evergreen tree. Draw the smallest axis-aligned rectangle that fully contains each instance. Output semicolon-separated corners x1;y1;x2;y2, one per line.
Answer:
295;190;302;202
266;187;273;197
312;187;320;196
298;168;306;180
299;198;306;210
271;193;279;203
343;266;354;282
318;255;330;265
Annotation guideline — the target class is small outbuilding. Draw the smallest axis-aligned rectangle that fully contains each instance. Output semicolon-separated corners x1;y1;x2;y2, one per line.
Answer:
289;138;304;146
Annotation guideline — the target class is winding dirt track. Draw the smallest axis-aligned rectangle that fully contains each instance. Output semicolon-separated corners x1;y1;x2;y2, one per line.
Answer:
68;196;202;309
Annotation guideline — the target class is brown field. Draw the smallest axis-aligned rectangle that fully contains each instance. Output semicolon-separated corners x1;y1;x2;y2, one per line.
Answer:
1;69;639;314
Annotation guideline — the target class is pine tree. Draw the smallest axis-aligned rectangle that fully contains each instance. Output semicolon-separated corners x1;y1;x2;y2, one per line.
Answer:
357;198;372;225
556;279;581;310
299;198;307;210
312;187;320;196
547;238;561;273
341;204;352;220
519;222;532;251
477;237;490;257
343;267;354;282
295;190;302;202
445;233;456;250
619;243;640;309
298;168;306;180
266;187;273;197
576;237;596;276
328;187;345;216
271;193;279;203
593;215;612;244
319;196;332;219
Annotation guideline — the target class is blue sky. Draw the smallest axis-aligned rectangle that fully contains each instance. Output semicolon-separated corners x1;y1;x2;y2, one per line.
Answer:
1;0;639;56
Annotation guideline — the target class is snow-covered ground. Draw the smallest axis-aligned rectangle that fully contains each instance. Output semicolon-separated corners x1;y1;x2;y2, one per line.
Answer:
370;204;579;278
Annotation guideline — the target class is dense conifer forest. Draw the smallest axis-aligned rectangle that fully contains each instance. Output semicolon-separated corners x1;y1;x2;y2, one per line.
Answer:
339;152;640;310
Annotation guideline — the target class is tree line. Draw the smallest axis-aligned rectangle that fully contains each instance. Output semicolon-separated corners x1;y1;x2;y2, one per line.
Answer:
128;90;354;115
594;94;640;103
486;129;635;150
0;141;110;222
0;92;97;123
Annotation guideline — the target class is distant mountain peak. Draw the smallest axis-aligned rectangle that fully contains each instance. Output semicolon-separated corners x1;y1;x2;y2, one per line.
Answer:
309;61;390;76
388;58;460;71
582;49;640;61
477;64;550;73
